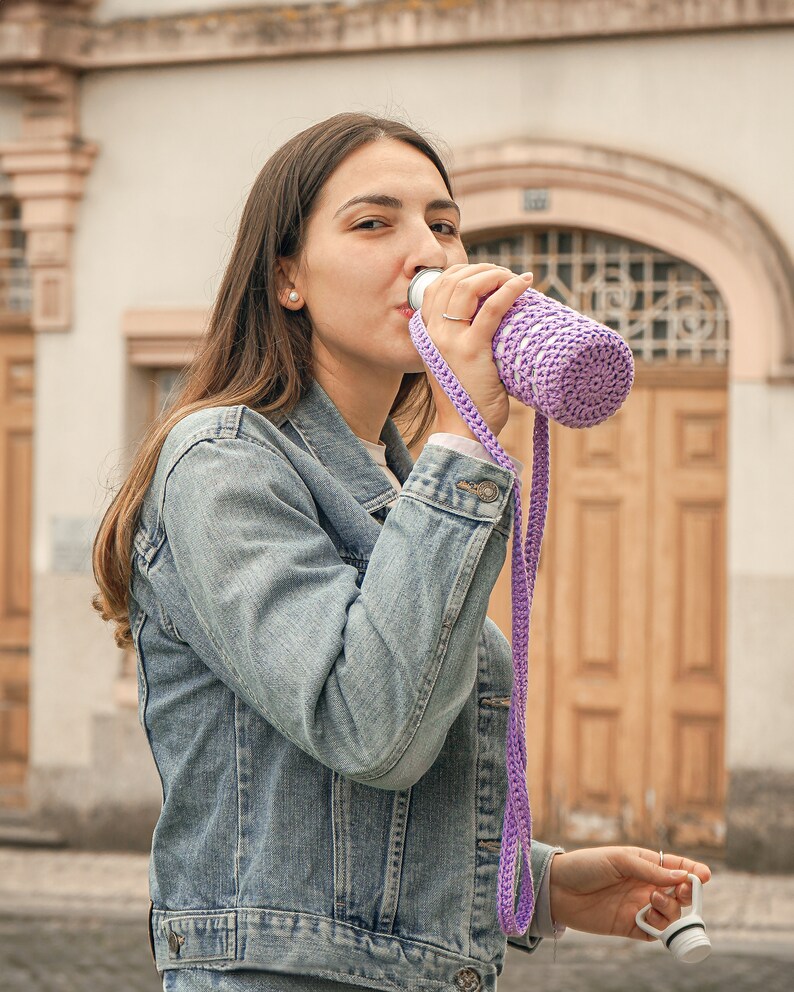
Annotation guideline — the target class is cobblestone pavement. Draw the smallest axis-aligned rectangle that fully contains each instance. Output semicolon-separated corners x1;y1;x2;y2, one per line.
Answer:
0;916;161;992
1;846;792;991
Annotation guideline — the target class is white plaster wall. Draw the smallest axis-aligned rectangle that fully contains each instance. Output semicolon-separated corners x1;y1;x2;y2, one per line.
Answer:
728;383;794;580
725;382;794;771
30;576;118;768
726;568;794;771
31;29;794;778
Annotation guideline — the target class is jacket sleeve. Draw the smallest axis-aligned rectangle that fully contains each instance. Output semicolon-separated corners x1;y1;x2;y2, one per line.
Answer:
507;842;565;955
158;434;516;790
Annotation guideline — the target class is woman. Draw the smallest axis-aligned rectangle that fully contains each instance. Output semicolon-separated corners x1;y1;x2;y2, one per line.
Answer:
93;113;710;991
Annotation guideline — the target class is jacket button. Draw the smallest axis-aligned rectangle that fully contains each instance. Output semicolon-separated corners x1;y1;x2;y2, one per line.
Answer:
167;930;184;954
454;968;481;992
475;481;499;503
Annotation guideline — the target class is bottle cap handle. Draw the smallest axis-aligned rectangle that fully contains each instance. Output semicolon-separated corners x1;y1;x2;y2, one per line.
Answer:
635;873;710;963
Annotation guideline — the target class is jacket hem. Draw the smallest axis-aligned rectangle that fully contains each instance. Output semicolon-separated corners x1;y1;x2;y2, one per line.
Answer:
152;906;500;991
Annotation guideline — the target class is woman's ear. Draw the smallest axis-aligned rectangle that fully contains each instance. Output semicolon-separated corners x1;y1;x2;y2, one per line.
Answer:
276;258;303;310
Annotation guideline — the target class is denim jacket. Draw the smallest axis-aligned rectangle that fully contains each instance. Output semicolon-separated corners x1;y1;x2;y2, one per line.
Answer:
129;381;560;991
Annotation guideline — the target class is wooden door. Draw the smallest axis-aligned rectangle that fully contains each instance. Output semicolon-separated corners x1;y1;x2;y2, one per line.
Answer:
0;325;34;809
647;387;727;848
488;376;727;851
546;388;651;844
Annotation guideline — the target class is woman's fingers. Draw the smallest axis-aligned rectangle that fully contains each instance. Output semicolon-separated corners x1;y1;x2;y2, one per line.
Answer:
426;274;534;362
416;262;533;438
625;848;711;890
658;849;712;885
440;271;531;327
646;889;679;931
422;263;530;330
632;845;712;936
423;262;511;310
466;272;534;337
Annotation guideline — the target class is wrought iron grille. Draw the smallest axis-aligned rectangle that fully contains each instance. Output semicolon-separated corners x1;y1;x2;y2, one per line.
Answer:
467;229;730;364
0;199;31;315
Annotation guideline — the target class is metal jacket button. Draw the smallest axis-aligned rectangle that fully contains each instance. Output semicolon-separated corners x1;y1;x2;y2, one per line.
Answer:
167;930;184;954
476;480;499;503
454;968;481;991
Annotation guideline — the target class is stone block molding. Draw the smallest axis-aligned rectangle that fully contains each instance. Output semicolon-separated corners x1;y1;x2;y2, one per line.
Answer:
1;1;794;70
0;65;97;332
123;307;208;367
452;139;794;382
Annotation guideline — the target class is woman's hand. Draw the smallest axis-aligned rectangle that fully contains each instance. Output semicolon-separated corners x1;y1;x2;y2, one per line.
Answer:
548;846;712;941
419;263;533;439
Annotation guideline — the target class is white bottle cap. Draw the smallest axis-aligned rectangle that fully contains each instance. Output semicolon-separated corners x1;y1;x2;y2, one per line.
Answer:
666;921;712;963
407;268;444;310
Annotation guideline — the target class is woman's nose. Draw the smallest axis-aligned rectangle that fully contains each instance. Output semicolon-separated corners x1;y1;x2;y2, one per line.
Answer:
403;230;447;277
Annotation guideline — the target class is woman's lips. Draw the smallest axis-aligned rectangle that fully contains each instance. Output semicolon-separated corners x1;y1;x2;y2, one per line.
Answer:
396;305;416;319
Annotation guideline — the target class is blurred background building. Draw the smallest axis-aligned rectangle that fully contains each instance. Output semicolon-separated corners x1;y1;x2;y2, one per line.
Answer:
0;0;792;871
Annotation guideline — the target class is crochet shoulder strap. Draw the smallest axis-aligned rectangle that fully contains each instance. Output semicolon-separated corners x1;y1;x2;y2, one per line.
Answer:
408;310;549;936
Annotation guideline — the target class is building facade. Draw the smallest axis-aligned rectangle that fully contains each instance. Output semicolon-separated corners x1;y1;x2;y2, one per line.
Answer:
0;0;792;869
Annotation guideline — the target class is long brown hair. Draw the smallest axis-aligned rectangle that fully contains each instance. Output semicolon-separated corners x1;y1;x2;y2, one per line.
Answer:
92;112;453;649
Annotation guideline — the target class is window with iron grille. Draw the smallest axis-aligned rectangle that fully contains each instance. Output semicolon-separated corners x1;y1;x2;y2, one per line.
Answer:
0;198;31;315
467;229;730;365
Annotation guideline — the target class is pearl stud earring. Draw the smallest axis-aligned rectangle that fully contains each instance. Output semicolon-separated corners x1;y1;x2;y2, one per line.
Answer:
288;291;300;303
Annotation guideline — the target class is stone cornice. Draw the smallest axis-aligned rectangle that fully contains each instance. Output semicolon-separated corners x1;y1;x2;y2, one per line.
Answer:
123;307;207;367
1;0;793;71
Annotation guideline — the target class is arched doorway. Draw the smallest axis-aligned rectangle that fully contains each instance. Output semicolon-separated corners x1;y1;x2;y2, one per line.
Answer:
476;227;728;852
453;137;794;859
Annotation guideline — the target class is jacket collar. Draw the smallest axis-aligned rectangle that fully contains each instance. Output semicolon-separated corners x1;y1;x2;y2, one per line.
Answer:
277;380;416;514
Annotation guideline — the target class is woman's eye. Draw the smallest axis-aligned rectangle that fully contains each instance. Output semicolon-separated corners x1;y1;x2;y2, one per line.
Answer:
354;219;386;230
431;221;459;236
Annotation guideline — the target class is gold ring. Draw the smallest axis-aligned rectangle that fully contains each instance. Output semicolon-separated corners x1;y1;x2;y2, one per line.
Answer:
441;313;472;323
659;849;664;867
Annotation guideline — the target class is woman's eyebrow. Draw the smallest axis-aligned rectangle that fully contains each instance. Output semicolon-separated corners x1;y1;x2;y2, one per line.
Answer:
333;194;461;219
427;197;461;218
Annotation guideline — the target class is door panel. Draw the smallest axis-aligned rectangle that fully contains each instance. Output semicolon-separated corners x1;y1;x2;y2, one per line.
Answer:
648;389;727;848
547;388;651;843
0;329;34;808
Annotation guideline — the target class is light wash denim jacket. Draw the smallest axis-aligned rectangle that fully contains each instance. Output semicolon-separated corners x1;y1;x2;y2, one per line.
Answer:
129;381;560;991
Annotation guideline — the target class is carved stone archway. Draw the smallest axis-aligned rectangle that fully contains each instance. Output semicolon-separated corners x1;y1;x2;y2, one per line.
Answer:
452;140;794;382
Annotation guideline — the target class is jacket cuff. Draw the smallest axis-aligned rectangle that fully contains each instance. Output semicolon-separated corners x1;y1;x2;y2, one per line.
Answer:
403;442;516;537
529;850;566;939
425;433;525;476
506;843;566;955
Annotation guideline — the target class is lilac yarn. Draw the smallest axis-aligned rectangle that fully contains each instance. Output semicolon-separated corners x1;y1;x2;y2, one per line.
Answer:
493;288;634;428
408;290;633;936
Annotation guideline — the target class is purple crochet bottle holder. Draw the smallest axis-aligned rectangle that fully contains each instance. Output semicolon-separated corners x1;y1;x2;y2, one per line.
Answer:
407;271;635;935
